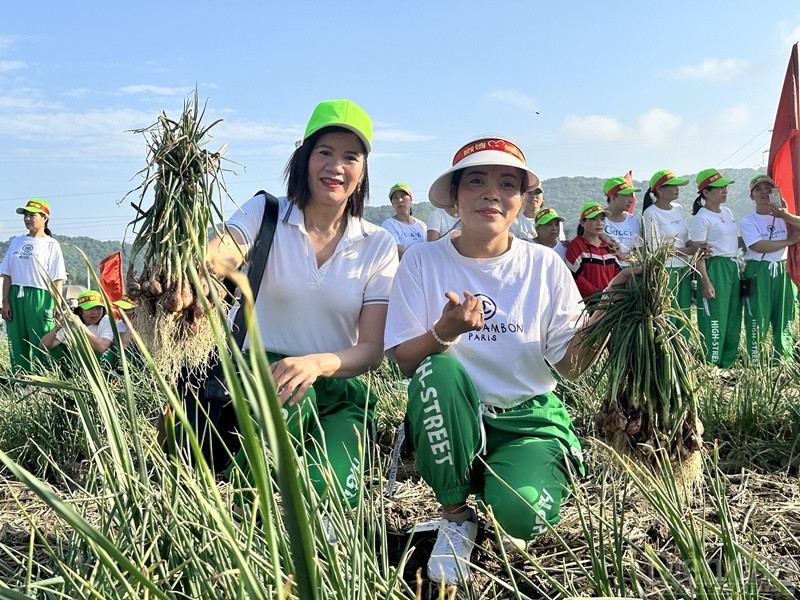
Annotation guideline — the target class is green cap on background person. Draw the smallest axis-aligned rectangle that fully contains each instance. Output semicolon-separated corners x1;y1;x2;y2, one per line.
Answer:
428;137;540;208
16;198;51;216
389;183;412;200
749;174;775;191
303;99;373;153
77;291;104;310
649;170;689;190
579;201;607;220
534;207;564;226
696;168;734;191
603;177;641;197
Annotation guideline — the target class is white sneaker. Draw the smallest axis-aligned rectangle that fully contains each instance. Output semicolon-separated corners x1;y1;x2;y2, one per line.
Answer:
427;516;478;586
500;532;527;554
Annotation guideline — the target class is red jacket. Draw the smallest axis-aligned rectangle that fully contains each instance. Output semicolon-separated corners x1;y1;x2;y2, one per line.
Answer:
565;236;621;299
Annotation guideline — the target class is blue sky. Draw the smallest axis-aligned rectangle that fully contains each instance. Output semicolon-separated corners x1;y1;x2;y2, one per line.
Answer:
2;1;800;241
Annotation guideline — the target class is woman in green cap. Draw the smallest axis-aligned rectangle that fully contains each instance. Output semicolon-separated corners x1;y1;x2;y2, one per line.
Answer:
39;290;115;364
566;201;622;299
642;170;703;326
0;198;67;372
207;99;398;511
382;183;426;259
740;175;800;362
603;175;642;266
689;169;741;367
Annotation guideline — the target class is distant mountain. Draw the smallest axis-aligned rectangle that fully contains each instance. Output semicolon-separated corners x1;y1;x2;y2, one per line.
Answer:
364;167;766;239
0;169;767;281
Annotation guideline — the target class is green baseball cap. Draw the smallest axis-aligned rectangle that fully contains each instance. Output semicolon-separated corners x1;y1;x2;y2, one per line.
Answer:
579;201;607;220
603;176;641;197
649;169;689;190
77;290;104;310
303;99;372;153
16;198;51;216
534;207;564;226
389;183;412;200
696;168;734;191
749;174;774;191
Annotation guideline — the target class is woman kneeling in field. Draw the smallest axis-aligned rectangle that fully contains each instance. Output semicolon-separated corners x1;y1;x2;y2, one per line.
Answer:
384;137;626;587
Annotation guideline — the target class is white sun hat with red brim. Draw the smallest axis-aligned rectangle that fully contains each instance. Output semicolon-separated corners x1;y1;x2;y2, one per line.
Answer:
428;137;540;208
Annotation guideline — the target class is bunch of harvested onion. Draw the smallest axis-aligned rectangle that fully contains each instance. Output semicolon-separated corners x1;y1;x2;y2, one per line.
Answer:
122;90;230;376
580;242;704;477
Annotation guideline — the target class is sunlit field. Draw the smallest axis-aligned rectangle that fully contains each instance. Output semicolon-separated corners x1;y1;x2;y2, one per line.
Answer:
0;318;799;599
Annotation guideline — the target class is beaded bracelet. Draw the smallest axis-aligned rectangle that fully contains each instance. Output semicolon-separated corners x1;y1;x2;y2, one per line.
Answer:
430;320;460;347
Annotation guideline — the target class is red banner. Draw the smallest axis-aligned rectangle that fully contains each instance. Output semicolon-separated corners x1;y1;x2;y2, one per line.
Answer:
767;42;800;287
99;251;124;303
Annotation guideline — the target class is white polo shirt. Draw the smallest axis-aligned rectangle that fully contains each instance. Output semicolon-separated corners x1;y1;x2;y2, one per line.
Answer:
227;195;398;355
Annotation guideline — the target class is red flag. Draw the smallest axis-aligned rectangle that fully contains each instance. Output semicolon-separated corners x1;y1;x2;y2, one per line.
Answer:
767;42;800;287
624;170;636;213
99;251;124;303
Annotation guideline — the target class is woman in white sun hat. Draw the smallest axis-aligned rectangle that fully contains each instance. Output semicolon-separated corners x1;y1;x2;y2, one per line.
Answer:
384;136;628;586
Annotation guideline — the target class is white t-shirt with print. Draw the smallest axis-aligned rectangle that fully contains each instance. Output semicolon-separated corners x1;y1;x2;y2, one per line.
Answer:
604;212;643;256
384;236;584;409
690;207;739;257
642;203;690;268
227;195;399;355
425;209;460;237
381;217;427;252
0;235;67;289
740;212;789;263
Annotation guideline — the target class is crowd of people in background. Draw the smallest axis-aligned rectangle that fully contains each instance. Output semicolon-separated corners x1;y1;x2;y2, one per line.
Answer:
3;97;800;589
380;168;800;369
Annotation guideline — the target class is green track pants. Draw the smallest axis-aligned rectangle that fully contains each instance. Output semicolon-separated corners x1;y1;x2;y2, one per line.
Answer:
406;353;584;540
743;260;797;362
5;285;56;373
231;351;376;509
696;257;742;367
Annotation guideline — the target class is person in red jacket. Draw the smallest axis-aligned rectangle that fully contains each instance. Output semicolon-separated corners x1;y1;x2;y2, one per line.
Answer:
566;202;622;299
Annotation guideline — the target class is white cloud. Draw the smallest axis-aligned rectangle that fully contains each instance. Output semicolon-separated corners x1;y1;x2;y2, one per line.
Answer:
0;35;17;53
671;58;748;82
562;115;631;141
637;108;682;142
712;104;751;130
117;84;193;96
486;90;539;113
779;21;800;50
0;60;25;72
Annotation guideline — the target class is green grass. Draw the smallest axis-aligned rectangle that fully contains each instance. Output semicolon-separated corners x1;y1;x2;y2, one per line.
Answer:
0;310;799;598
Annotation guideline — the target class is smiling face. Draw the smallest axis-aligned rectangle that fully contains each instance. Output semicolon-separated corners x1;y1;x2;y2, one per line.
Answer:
454;164;524;241
522;188;544;216
306;131;366;208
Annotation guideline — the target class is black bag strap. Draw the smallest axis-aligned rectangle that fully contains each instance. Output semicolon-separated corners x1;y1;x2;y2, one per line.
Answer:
230;190;279;349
